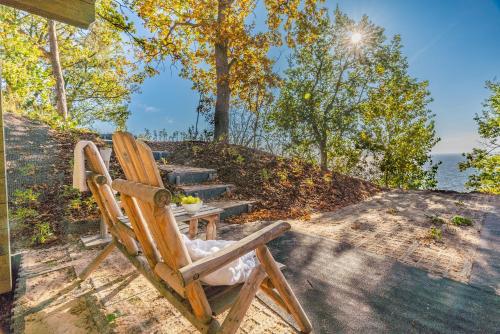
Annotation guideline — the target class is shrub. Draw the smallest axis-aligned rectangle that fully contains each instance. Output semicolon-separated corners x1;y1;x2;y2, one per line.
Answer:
31;222;54;245
10;208;38;221
451;215;473;226
428;227;443;241
82;196;96;209
60;184;81;200
234;154;245;164
105;311;121;324
260;168;270;182
303;178;315;187
19;163;36;176
13;188;39;206
170;192;183;205
70;198;82;210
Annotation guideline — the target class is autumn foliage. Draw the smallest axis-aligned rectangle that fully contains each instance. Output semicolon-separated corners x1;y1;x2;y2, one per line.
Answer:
135;0;324;139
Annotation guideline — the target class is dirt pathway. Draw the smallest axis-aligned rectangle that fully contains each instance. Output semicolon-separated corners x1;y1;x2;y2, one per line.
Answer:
4;113;64;199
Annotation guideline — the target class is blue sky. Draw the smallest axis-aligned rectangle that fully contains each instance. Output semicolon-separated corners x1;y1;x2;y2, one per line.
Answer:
95;0;500;154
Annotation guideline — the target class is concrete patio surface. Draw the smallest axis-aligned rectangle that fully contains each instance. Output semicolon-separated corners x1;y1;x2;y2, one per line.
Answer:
268;231;500;333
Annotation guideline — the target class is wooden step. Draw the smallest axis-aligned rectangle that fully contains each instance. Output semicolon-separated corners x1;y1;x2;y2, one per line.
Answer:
158;164;217;185
179;184;235;201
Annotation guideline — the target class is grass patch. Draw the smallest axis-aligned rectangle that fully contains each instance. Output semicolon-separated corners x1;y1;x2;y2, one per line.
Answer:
451;215;473;226
13;189;39;206
105;311;122;324
428;227;443;241
10;208;38;221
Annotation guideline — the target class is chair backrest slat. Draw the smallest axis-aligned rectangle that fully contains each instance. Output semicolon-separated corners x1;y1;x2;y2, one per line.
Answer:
83;144;138;255
113;132;192;268
121;193;161;268
112;132;213;323
136;140;165;187
113;132;175;264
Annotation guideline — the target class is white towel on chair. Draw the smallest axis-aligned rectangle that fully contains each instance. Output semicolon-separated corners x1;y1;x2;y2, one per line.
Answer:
181;234;257;286
73;141;113;192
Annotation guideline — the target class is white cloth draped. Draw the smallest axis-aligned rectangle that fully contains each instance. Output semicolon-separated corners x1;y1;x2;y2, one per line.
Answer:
72;141;113;192
181;234;257;286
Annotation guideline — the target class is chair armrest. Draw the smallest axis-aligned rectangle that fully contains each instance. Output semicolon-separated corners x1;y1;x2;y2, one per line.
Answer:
178;221;290;286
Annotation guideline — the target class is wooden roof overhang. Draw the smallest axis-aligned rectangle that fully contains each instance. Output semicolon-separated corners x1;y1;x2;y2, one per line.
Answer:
0;0;96;28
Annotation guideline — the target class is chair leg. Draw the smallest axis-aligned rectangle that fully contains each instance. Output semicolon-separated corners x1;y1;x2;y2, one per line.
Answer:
260;281;289;312
256;246;313;333
78;242;116;281
219;265;267;334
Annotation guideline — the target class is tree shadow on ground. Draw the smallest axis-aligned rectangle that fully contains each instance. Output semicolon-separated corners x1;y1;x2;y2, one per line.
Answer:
267;231;500;334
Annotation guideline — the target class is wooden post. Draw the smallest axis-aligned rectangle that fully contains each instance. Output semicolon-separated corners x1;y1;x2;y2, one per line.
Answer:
0;62;12;294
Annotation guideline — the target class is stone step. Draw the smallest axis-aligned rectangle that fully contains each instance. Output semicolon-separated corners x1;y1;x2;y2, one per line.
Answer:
152;150;171;161
179;183;234;201
158;164;217;185
208;200;256;220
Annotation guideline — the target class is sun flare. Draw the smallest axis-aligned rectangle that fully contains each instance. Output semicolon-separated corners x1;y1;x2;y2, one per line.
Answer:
350;32;363;44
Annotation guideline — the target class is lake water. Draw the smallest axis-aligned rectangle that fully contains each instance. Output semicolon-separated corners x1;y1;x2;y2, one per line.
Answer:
431;154;475;192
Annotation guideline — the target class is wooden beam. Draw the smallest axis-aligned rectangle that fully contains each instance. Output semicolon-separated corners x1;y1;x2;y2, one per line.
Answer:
0;63;12;294
112;179;171;207
78;242;116;281
0;0;95;28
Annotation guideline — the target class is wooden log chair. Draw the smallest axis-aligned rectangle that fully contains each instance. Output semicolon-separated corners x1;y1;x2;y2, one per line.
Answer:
78;132;312;334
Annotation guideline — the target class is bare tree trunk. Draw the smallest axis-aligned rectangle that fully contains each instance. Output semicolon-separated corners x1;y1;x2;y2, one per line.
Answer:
47;20;68;121
252;111;260;149
214;0;231;141
251;89;261;149
319;141;328;171
195;93;202;139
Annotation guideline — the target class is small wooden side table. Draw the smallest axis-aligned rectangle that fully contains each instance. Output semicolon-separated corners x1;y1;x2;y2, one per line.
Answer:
170;204;223;240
